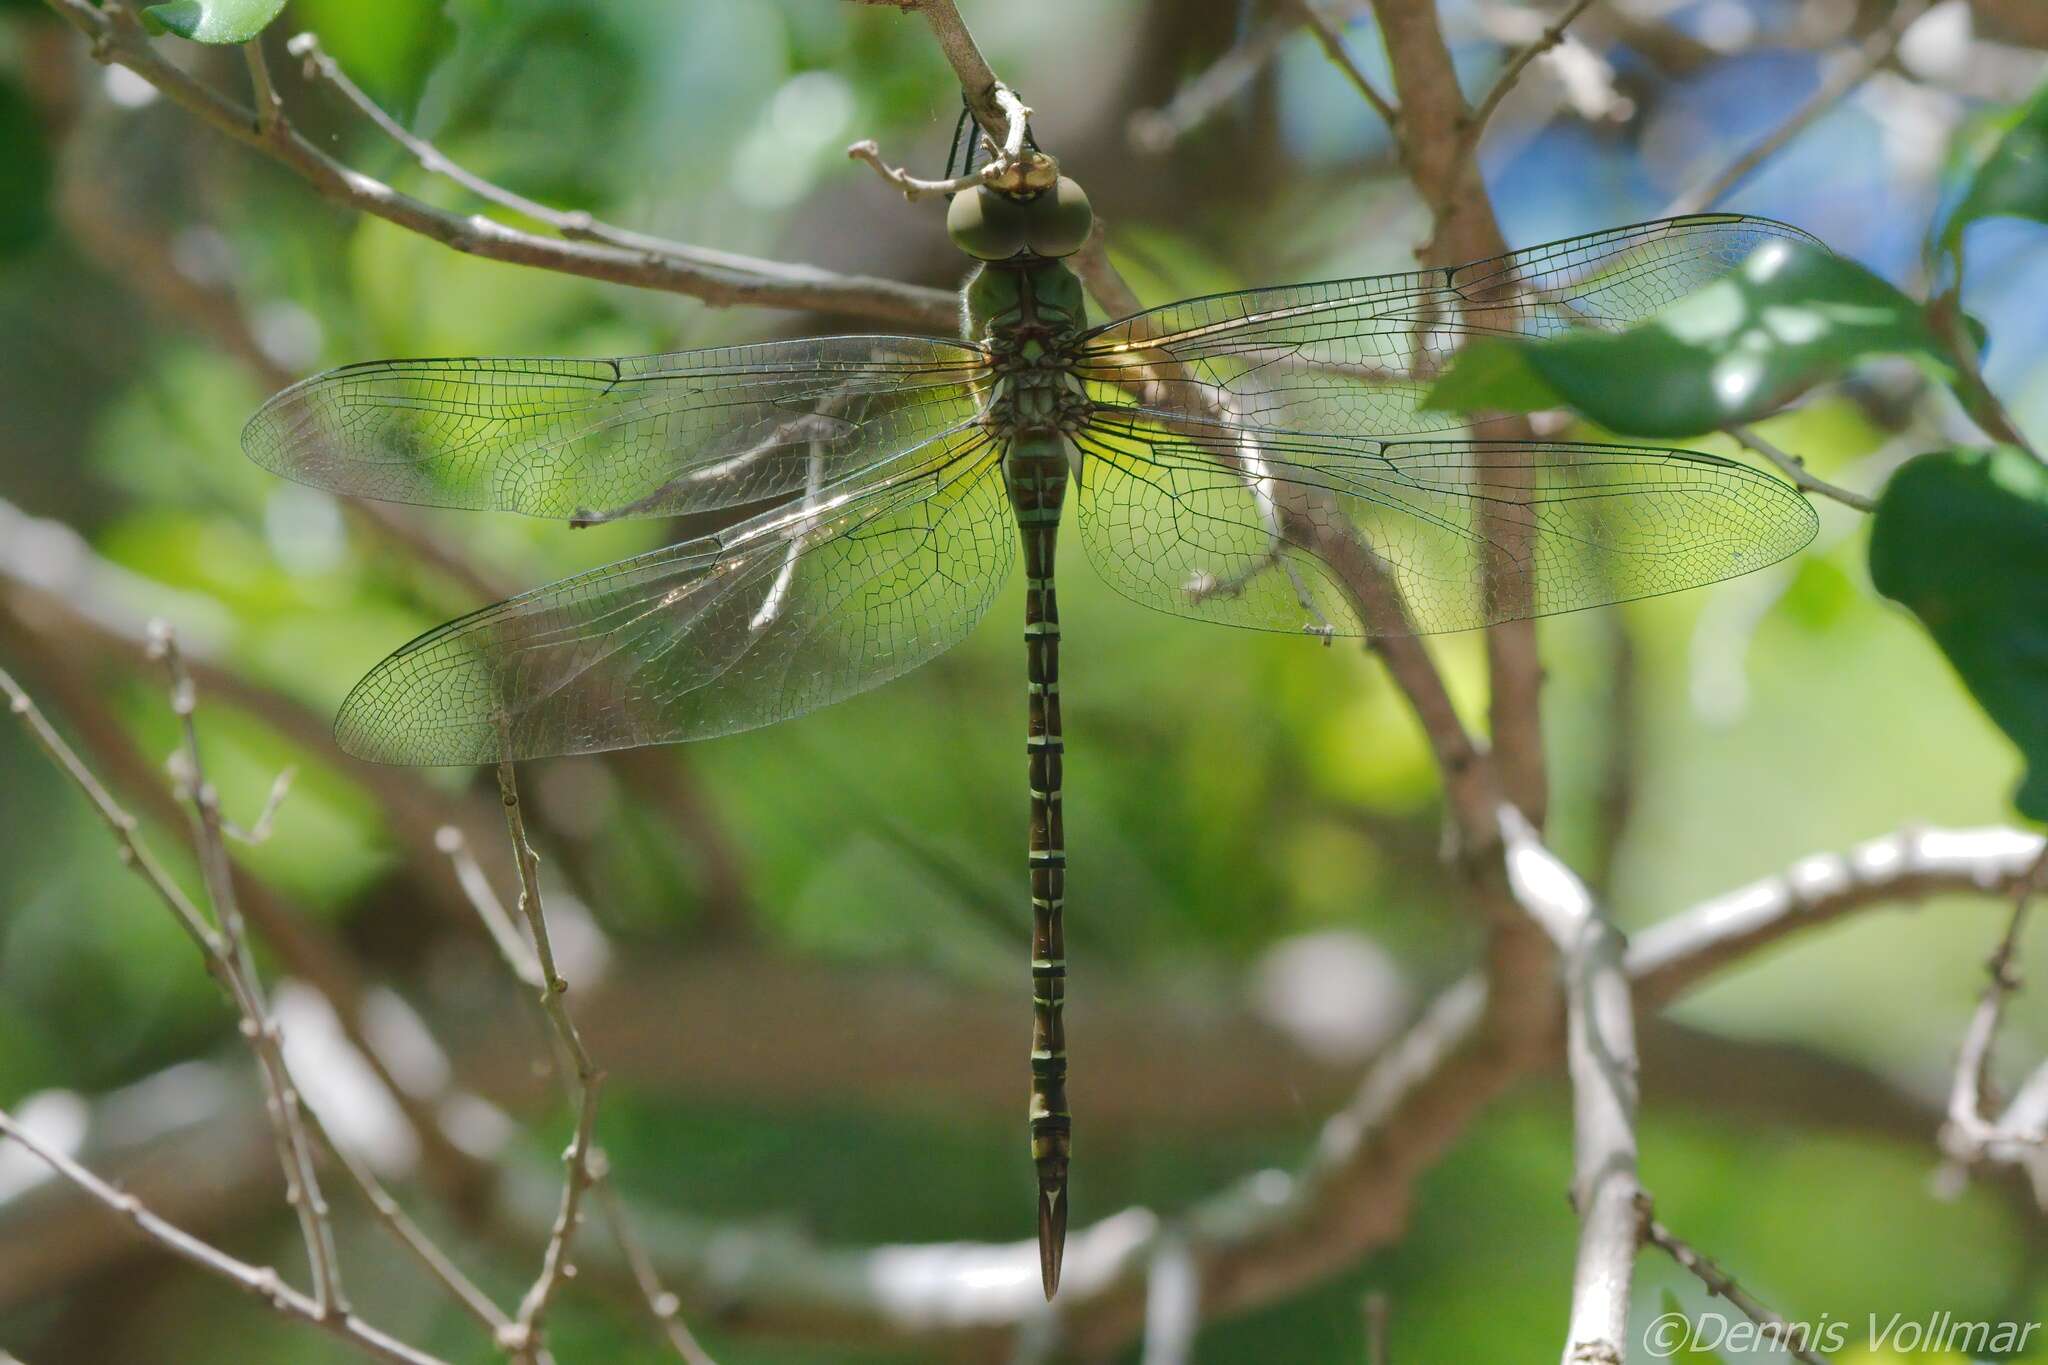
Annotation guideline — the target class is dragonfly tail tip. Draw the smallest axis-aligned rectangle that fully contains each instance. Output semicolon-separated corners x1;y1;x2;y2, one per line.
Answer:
1037;1176;1068;1299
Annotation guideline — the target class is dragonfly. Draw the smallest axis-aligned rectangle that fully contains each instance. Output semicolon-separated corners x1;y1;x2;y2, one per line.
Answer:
243;171;1820;1296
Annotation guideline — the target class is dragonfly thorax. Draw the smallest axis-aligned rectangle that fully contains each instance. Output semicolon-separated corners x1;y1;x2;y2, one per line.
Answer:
971;260;1092;441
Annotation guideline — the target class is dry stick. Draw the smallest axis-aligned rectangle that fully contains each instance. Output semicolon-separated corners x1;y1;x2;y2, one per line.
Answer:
0;1110;451;1365
316;1118;514;1341
492;762;609;1360
40;0;956;329
1286;0;1399;128
592;1164;719;1365
1730;425;1877;513
151;625;348;1316
2;656;354;1315
849;85;1037;199
1946;846;2048;1155
1462;0;1599;148
1498;808;1641;1365
1640;1209;1831;1365
1663;0;1930;217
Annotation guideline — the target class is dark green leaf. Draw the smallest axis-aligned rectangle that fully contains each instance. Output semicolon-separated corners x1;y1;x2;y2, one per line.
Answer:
1424;240;1951;437
140;0;287;43
1869;446;2048;822
1941;81;2048;259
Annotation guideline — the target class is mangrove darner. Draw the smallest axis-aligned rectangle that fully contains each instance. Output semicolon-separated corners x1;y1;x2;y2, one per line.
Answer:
243;178;1820;1296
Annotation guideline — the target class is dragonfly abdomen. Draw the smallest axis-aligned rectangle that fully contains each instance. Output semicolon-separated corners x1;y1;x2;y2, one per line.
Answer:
1006;433;1071;1299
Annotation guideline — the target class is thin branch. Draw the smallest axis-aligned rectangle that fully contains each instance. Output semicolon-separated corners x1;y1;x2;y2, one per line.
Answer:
1944;847;2048;1160
593;1164;719;1365
322;1125;513;1341
1286;0;1399;128
494;762;607;1361
1463;0;1598;148
42;0;956;329
0;1109;449;1365
1641;1209;1831;1365
1730;425;1876;513
243;36;283;134
855;0;1006;138
1663;0;1931;216
149;623;347;1315
849;84;1044;200
1499;808;1642;1365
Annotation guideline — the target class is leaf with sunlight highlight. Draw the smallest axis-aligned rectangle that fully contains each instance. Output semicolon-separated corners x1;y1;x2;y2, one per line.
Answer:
1870;446;2048;823
1425;239;1951;437
140;0;288;44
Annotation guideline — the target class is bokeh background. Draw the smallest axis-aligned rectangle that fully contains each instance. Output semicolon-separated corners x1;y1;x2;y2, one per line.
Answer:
2;0;2047;1359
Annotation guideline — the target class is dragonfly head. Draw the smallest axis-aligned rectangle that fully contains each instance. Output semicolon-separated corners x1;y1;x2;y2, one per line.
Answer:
947;177;1093;262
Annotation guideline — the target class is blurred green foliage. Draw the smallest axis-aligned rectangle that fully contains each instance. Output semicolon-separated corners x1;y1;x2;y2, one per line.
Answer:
3;2;2048;1362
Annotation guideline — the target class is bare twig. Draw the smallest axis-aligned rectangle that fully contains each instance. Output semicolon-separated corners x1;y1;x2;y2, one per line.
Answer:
1286;0;1399;128
1663;0;1931;216
148;623;346;1315
41;0;956;329
491;762;608;1361
1463;0;1599;146
849;84;1044;199
593;1164;719;1365
1730;425;1876;513
1943;847;2048;1162
1641;1209;1831;1364
0;1109;449;1365
1499;808;1641;1364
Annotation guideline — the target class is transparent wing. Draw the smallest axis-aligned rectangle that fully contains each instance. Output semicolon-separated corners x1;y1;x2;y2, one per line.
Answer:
1071;409;1817;638
336;427;1013;764
1077;215;1818;439
244;336;991;523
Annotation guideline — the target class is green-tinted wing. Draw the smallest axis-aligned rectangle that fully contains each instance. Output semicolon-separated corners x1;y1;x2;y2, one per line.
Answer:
1071;409;1817;637
1076;215;1817;438
244;336;991;523
336;428;1012;763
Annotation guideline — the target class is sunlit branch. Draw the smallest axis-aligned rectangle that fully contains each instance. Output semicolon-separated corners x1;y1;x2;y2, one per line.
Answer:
1730;425;1876;513
39;0;957;329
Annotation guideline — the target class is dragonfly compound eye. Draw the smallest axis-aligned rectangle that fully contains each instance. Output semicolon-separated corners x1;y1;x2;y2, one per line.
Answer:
948;186;1032;261
1025;178;1093;259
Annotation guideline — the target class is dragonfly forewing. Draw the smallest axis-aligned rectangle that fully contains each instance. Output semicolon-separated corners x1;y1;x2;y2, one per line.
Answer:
1075;215;1820;441
243;337;993;524
335;425;1013;764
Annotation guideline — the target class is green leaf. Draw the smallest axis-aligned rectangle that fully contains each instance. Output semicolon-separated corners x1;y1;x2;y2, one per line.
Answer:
1941;81;2048;259
140;0;287;44
1423;240;1951;438
1869;446;2048;822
